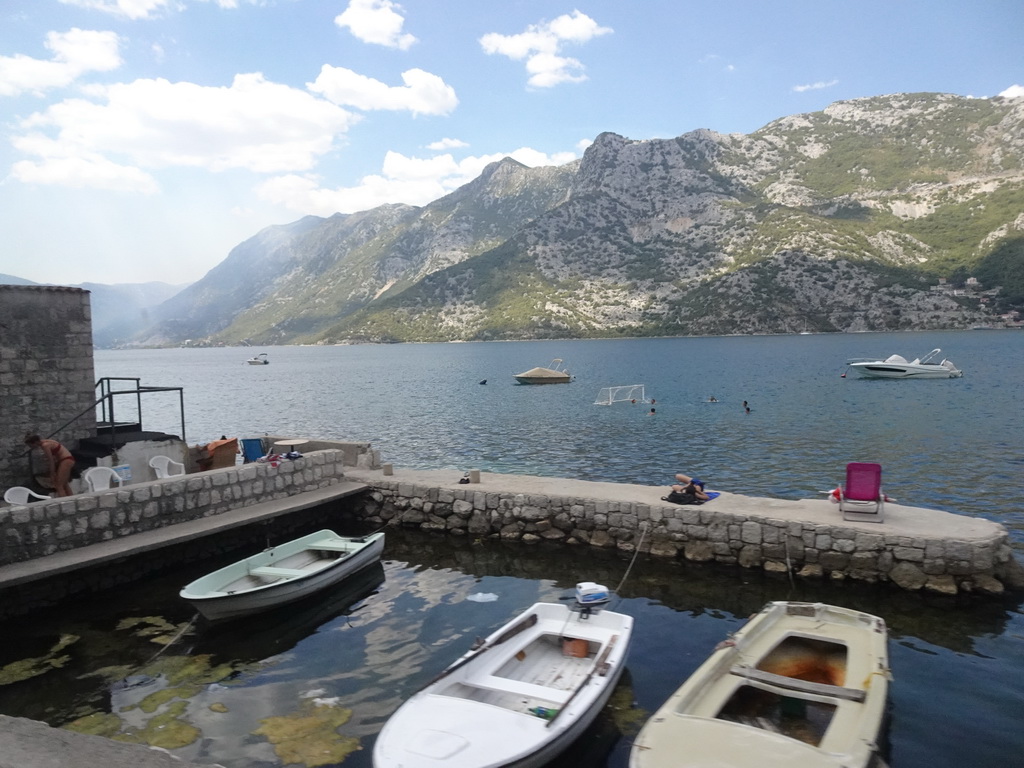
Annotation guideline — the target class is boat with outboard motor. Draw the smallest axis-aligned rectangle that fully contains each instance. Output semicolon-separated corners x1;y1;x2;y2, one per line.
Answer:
246;352;269;365
373;581;632;768
846;348;962;379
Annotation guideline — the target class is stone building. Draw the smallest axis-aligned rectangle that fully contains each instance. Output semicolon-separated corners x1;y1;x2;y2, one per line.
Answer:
0;285;96;491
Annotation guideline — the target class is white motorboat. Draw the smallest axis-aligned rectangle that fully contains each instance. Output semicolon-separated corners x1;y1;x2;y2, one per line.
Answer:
630;601;890;768
513;358;571;384
180;529;385;621
373;584;633;768
846;348;962;378
246;352;269;365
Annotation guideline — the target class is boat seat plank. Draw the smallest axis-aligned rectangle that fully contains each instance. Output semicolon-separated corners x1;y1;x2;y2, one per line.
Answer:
249;565;309;579
308;540;354;553
467;675;572;704
730;665;866;702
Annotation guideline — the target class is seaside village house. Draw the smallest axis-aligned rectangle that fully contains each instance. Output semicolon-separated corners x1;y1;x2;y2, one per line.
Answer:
0;284;191;497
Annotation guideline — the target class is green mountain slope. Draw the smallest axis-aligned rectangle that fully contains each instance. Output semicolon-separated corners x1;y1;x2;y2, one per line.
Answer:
141;92;1024;346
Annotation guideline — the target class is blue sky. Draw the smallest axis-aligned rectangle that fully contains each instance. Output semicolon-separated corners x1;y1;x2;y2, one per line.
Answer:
1;0;1021;286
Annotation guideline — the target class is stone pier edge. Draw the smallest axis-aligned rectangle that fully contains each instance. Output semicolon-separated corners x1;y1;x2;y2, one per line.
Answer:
346;468;1023;597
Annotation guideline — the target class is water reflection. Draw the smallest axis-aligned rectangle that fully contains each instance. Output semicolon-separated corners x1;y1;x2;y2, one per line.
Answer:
0;523;1021;767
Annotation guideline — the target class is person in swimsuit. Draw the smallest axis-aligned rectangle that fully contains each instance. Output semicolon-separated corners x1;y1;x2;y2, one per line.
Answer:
672;472;710;501
24;433;74;496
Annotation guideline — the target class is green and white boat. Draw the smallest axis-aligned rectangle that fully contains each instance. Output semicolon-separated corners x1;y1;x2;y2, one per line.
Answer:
180;529;385;621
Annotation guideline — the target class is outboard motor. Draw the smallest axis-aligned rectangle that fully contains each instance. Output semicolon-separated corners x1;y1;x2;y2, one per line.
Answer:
573;581;611;619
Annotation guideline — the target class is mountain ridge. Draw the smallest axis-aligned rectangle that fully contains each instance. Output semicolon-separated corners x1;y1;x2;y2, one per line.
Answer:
13;91;1023;346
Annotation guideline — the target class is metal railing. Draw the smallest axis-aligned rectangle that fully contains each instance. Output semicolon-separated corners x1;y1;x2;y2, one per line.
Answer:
21;379;187;485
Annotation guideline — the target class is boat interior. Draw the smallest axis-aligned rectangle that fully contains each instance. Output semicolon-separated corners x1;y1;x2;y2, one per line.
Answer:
438;630;605;717
718;635;850;746
219;543;354;592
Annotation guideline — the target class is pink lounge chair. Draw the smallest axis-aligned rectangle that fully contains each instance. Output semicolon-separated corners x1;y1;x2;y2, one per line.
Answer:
840;462;885;522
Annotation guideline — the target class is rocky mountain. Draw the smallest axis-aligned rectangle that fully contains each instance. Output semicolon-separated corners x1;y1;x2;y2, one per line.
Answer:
141;92;1024;345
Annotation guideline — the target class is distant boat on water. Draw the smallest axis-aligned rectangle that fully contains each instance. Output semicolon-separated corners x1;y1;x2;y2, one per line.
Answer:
846;348;962;379
514;358;571;384
246;352;269;365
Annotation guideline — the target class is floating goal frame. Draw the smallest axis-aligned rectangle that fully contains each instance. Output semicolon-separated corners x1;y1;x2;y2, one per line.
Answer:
594;384;647;406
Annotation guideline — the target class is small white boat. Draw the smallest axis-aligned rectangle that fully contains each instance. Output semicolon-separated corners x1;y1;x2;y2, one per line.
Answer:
846;348;962;378
180;529;385;621
246;352;269;365
374;584;633;768
513;358;571;384
630;601;890;768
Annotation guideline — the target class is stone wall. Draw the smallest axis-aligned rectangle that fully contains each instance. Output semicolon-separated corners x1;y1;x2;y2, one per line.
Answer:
359;479;1022;597
0;285;96;490
0;449;348;566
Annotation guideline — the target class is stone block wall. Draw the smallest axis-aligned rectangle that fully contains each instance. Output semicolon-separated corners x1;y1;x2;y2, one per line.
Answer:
360;480;1021;597
0;285;96;490
0;450;348;566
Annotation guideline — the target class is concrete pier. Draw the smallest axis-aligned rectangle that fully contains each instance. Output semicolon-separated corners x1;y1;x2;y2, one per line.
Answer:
344;466;1022;596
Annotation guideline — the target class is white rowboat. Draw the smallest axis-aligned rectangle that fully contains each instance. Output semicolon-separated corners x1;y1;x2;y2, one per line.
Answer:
630;601;890;768
374;598;633;768
180;529;384;621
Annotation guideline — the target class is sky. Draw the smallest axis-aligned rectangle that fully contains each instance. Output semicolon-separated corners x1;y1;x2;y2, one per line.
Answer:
1;1;1021;287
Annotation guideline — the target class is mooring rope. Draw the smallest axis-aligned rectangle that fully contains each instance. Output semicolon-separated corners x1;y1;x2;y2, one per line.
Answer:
613;521;648;596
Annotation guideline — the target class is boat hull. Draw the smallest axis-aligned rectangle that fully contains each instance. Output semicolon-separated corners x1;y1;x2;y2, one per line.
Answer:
180;530;384;621
630;601;889;768
374;601;632;768
848;363;961;379
513;374;571;385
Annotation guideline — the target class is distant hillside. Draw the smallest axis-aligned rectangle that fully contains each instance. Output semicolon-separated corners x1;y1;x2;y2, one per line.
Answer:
135;92;1024;344
0;276;186;347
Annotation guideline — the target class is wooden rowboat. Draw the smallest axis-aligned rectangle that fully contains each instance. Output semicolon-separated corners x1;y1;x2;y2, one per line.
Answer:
630;601;890;768
374;596;633;768
179;529;384;621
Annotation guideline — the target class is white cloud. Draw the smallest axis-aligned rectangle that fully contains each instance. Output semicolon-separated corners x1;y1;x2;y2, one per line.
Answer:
427;138;468;151
480;11;612;88
58;0;253;19
308;66;457;116
335;0;417;50
792;79;839;93
11;153;160;194
0;28;122;97
9;73;359;192
257;147;579;217
999;84;1024;99
58;0;178;20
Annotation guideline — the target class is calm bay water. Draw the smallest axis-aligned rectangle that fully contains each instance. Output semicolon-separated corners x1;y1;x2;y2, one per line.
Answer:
96;329;1024;542
1;331;1022;768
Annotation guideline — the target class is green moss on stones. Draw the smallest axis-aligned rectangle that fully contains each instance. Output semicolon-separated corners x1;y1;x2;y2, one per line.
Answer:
0;634;79;685
254;700;360;767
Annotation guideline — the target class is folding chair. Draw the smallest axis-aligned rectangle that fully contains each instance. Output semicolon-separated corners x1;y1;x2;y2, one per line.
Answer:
839;462;885;522
240;438;267;463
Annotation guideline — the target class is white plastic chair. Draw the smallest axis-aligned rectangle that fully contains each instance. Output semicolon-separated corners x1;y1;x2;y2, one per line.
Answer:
4;486;50;504
149;455;185;479
84;466;125;492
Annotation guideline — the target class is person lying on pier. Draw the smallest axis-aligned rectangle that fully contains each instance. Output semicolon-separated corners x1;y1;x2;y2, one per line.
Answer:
661;473;710;504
